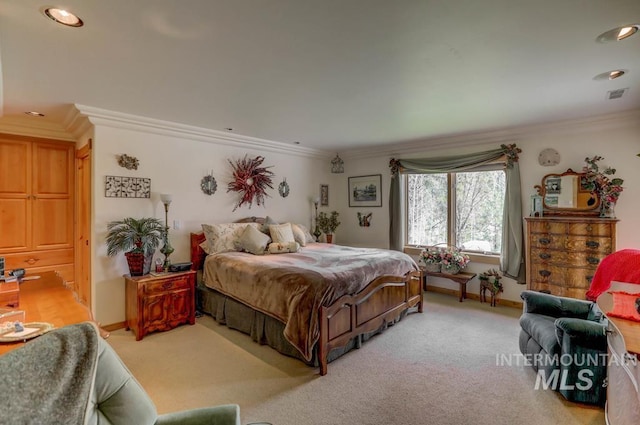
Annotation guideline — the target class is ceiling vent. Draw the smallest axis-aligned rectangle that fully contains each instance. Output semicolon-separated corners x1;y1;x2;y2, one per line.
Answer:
607;88;628;100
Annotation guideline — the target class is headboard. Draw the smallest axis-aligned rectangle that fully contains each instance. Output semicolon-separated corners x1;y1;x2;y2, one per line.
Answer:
190;217;266;271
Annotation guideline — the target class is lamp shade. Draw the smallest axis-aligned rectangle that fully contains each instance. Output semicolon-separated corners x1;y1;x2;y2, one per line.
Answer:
160;193;173;204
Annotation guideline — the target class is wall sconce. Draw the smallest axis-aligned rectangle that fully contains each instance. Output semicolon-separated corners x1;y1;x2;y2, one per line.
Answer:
331;154;344;174
160;194;174;270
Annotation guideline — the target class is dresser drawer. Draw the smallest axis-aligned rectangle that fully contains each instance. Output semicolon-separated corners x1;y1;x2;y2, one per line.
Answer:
3;248;73;269
565;236;613;253
530;234;565;250
567;222;612;237
145;276;191;295
530;263;595;289
528;221;567;234
530;249;604;267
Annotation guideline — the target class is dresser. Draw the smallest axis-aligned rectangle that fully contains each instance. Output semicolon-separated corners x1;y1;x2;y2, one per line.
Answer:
125;271;196;341
524;216;617;299
596;282;640;424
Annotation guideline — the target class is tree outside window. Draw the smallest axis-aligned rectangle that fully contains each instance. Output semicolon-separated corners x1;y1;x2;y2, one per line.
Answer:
407;170;505;254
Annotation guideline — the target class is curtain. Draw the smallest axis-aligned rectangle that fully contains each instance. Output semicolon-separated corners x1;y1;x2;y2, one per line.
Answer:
389;144;525;283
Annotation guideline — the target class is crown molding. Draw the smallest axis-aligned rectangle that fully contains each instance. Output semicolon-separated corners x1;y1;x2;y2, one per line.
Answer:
0;116;76;141
341;109;640;159
72;104;332;160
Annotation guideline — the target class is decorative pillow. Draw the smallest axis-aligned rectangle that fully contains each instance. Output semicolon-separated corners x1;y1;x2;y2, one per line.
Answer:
238;224;271;255
295;223;316;243
201;223;260;254
269;223;296;244
261;216;279;234
268;241;300;254
290;223;307;247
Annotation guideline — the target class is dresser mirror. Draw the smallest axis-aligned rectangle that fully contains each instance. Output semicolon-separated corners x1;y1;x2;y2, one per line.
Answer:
534;169;599;216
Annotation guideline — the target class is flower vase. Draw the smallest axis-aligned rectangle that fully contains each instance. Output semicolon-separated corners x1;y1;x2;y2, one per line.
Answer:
599;200;616;218
442;264;461;275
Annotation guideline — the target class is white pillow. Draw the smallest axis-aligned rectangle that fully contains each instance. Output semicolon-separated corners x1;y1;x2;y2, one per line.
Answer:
269;223;296;244
290;223;307;247
201;223;260;254
239;224;271;255
268;241;300;254
296;224;316;243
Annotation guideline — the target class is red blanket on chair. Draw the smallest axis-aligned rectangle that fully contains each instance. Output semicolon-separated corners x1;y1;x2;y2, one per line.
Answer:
585;249;640;301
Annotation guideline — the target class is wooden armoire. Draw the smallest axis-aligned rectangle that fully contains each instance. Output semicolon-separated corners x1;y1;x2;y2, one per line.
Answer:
0;134;75;285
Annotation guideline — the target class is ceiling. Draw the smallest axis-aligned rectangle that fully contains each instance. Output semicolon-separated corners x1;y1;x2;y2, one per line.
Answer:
0;0;639;151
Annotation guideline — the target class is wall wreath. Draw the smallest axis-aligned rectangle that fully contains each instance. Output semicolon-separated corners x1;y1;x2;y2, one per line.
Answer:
227;155;274;211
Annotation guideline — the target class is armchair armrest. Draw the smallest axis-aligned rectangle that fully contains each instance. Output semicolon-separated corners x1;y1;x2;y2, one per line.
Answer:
520;290;592;319
155;404;241;425
555;318;608;350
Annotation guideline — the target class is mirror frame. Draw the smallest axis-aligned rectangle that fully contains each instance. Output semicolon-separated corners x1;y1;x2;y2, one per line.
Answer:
534;168;600;216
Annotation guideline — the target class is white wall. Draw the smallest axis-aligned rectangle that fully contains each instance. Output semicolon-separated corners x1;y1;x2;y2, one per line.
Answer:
338;111;640;302
89;120;332;325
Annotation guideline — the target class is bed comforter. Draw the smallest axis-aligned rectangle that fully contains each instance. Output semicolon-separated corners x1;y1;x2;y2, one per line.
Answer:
202;243;417;361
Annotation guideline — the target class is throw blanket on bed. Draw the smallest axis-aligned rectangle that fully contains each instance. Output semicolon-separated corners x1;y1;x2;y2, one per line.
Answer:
0;322;98;425
203;243;418;361
586;249;640;301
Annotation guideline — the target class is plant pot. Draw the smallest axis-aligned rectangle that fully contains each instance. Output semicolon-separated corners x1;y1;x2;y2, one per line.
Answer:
423;263;441;273
325;234;333;244
125;251;153;276
442;264;461;275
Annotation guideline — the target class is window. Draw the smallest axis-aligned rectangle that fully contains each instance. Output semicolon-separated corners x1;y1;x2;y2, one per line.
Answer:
406;169;506;254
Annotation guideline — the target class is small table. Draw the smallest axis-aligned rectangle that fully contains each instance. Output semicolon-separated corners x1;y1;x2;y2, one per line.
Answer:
422;269;477;302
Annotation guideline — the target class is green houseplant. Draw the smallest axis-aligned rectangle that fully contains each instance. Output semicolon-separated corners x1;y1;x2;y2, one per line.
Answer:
106;217;164;276
317;211;340;243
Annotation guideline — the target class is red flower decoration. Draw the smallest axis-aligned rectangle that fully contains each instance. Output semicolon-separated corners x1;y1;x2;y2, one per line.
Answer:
227;155;274;211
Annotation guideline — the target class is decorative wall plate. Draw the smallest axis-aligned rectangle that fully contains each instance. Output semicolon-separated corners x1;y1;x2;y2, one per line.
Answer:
201;174;217;195
278;179;290;197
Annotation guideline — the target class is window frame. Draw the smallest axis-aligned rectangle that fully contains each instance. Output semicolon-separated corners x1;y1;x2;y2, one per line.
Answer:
403;165;506;259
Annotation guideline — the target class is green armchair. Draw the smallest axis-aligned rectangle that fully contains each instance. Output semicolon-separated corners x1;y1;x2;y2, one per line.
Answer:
0;322;241;425
519;290;608;406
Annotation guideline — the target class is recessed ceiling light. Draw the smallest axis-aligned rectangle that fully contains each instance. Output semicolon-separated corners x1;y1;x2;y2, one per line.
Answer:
44;8;83;27
593;69;628;81
25;111;45;117
596;24;639;42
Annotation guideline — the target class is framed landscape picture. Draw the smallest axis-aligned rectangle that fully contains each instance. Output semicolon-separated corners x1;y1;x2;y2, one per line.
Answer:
348;174;382;207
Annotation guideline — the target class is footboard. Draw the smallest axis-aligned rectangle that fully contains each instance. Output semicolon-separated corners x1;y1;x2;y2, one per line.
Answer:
318;270;423;375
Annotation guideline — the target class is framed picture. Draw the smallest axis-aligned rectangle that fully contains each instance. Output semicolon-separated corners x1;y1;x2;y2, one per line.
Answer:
348;174;382;207
320;184;329;206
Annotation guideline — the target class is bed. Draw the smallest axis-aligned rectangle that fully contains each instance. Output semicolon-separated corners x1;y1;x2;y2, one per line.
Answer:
190;218;422;375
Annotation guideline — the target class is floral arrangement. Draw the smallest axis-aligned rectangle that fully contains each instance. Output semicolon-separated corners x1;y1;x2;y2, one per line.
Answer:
582;156;624;205
227;155;274;211
419;247;443;264
440;246;470;270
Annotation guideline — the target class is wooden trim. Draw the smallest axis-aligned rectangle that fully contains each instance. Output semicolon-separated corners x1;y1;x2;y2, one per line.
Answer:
101;321;127;332
425;285;522;309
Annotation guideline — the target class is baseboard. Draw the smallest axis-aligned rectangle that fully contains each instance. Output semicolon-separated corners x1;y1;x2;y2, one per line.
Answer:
102;321;127;332
425;285;523;309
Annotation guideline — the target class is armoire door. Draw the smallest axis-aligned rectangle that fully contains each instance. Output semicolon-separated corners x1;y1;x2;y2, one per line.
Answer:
0;138;32;253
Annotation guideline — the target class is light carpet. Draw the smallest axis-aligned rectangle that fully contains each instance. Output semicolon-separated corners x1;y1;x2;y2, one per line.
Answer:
107;292;605;425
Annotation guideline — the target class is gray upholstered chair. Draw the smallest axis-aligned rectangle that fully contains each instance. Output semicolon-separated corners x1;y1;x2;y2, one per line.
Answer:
0;322;240;425
519;290;608;406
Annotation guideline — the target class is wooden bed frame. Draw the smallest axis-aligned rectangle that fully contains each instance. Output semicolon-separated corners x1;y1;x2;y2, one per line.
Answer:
190;228;423;375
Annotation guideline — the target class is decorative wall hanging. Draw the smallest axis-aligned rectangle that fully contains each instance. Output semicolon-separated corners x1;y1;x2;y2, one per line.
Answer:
227;155;274;211
117;154;139;170
357;212;372;227
105;176;151;198
331;153;344;173
348;174;382;207
538;148;560;166
320;184;329;206
278;179;290;198
201;174;217;195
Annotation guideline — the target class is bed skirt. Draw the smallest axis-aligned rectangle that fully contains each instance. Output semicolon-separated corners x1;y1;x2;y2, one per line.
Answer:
196;281;410;368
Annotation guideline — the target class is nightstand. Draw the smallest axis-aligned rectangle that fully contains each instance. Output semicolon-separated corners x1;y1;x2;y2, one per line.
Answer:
125;270;196;341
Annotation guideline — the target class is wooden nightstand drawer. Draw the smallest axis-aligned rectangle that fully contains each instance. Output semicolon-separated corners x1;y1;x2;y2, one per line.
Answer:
145;275;190;294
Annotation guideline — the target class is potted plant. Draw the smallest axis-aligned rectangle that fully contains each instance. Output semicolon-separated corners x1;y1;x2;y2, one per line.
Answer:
440;246;470;275
317;211;341;243
106;217;164;276
419;247;444;273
